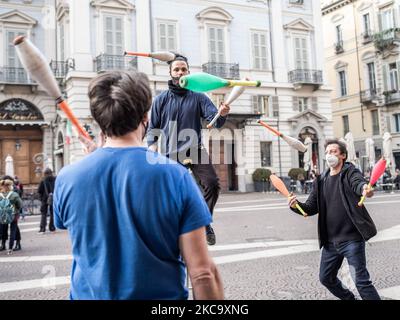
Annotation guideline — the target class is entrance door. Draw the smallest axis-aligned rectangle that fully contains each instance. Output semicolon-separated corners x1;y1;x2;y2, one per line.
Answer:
209;140;238;192
0;125;43;185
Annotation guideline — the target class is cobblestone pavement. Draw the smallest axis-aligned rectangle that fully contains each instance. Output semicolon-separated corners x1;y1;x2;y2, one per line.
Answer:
0;191;400;300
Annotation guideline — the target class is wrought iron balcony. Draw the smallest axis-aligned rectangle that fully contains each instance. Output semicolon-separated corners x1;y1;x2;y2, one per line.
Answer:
361;30;374;44
202;62;240;80
361;88;379;103
335;41;344;54
95;54;137;73
0;67;34;85
373;28;400;52
288;69;323;86
50;59;75;79
384;90;400;105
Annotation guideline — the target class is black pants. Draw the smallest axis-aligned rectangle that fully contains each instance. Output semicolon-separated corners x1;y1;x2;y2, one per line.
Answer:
40;203;55;232
319;240;380;300
0;222;18;249
183;147;220;217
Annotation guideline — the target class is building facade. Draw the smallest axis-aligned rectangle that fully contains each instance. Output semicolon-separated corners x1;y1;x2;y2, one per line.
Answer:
0;0;333;192
322;0;400;172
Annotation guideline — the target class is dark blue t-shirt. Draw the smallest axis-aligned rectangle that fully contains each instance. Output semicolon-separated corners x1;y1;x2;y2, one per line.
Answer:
53;147;212;300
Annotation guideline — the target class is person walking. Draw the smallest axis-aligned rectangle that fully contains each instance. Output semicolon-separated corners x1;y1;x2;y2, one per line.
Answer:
287;139;380;300
57;70;224;300
37;168;56;233
0;176;22;255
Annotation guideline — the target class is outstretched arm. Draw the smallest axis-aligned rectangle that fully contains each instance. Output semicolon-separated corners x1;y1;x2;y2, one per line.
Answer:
288;179;319;216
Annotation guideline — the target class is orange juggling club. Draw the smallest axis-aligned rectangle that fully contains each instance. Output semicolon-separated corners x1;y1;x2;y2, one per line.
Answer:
270;175;308;217
257;120;307;153
358;157;387;207
14;36;91;140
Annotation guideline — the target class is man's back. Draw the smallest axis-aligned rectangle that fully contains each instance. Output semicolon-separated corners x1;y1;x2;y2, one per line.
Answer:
54;147;211;300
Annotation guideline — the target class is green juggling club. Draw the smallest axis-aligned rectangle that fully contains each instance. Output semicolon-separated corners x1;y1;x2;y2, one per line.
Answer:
179;72;261;92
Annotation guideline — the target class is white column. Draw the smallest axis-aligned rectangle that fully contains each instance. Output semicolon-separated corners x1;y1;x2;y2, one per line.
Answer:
270;0;286;83
69;0;93;72
135;0;153;75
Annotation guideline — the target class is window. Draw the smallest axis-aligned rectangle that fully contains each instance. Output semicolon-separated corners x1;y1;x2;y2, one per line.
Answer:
211;94;225;107
338;70;347;96
371;110;380;135
389;63;399;91
298;97;308;112
380;9;394;31
363;13;371;34
342;115;349;136
252;32;268;70
367;62;376;91
336;25;343;43
252;96;270;116
260;142;272;167
104;15;124;55
208;25;225;63
157;21;177;51
6;30;25;68
293;37;309;69
394;114;400;132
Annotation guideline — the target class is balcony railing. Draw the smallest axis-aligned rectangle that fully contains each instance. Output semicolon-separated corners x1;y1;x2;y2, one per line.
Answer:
384;90;400;105
288;69;323;85
95;54;138;73
202;62;240;80
373;28;400;52
50;59;75;79
361;30;374;44
335;41;344;54
361;88;379;103
0;67;34;85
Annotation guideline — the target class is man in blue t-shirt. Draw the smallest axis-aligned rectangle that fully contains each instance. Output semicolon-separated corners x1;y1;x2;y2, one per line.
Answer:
54;71;224;300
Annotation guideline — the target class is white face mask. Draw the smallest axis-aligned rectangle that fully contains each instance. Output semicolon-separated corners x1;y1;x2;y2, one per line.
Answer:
326;154;339;168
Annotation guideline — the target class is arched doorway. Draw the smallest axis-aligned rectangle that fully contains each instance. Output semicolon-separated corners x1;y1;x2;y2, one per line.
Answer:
0;99;45;185
298;127;319;176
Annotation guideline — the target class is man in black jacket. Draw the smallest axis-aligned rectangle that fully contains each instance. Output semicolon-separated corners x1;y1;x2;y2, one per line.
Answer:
288;139;380;300
147;54;230;246
37;168;56;233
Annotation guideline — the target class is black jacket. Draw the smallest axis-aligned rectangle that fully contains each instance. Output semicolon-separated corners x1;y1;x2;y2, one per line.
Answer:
38;176;55;203
291;163;377;248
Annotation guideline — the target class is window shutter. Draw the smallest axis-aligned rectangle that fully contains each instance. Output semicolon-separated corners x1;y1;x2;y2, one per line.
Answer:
272;96;279;117
252;96;260;114
382;64;389;91
115;17;123;55
104;16;114;55
387;116;392;132
292;96;299;111
312;97;318;112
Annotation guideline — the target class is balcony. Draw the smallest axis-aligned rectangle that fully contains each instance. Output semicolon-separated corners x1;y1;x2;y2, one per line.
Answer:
334;41;344;54
202;62;240;80
95;54;137;73
288;69;323;90
361;30;374;44
384;90;400;105
0;67;34;85
50;59;75;79
361;88;379;104
373;28;400;52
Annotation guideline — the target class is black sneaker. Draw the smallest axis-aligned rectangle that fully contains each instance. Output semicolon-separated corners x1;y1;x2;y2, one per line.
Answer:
13;242;21;251
206;226;216;246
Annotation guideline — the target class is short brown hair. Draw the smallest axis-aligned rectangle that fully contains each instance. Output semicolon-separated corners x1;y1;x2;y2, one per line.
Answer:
88;71;152;137
324;139;348;161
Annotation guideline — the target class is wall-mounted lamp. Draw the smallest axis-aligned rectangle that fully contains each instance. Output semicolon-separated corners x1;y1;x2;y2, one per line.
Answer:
15;140;21;151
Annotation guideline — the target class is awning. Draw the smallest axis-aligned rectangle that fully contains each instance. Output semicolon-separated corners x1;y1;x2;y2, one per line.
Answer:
0;121;49;126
